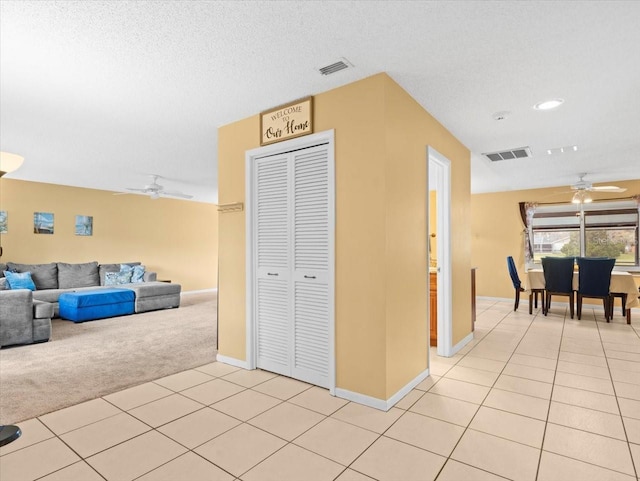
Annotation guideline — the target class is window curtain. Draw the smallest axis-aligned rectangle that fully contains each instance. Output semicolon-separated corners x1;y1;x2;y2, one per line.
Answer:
518;202;537;263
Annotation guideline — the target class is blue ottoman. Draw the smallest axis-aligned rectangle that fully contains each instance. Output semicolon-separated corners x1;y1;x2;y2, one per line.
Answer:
59;289;135;323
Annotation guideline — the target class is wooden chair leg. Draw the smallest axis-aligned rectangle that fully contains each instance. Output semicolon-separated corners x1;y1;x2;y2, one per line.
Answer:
577;295;582;320
529;293;533;315
621;294;627;316
514;288;520;311
569;293;574;319
544;293;549;316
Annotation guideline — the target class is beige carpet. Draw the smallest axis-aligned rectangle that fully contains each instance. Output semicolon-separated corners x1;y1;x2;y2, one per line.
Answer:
0;291;218;424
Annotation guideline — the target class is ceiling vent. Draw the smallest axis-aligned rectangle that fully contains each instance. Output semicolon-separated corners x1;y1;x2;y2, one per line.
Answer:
483;146;532;162
319;58;352;75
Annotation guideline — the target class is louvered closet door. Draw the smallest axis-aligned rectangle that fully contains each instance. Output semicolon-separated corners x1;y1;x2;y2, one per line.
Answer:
253;141;332;389
291;146;330;388
254;154;292;377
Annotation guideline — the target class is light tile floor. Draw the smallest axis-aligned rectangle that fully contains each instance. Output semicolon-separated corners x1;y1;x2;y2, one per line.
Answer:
1;299;639;480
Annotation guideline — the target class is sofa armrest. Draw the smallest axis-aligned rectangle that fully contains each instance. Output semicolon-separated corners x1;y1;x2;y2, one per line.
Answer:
0;289;34;347
144;271;157;282
0;289;33;315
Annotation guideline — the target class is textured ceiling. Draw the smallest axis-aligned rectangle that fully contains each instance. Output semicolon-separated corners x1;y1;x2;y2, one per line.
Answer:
1;1;639;204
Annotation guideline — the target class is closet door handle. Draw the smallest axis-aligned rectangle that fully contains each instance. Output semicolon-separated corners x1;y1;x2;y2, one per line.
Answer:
304;275;316;279
267;273;279;276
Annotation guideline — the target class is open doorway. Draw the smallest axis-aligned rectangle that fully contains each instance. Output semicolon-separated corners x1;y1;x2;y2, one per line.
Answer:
428;147;453;357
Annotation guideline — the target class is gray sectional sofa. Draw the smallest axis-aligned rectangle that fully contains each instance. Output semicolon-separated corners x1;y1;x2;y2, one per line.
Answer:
0;261;181;347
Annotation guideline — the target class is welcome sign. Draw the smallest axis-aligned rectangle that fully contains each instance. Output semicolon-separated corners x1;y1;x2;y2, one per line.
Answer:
261;97;313;145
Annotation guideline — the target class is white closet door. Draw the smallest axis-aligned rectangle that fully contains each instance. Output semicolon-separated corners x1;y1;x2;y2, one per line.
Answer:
292;146;330;388
254;154;291;376
251;138;333;389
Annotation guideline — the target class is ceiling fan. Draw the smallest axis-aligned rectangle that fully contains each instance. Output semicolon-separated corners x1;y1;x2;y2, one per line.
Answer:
569;173;626;204
117;175;193;200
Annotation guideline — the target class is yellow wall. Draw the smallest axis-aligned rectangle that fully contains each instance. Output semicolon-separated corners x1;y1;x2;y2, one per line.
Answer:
471;179;640;299
218;73;470;401
0;179;218;291
382;79;471;394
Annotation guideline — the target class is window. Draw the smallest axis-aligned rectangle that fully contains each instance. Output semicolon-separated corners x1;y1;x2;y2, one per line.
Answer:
530;200;639;267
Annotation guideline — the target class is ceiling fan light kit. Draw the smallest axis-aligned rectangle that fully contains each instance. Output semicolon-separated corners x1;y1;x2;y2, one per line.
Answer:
572;191;592;204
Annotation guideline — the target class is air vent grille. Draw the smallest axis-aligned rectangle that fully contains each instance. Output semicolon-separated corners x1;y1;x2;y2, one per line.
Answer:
483;147;532;162
319;58;352;75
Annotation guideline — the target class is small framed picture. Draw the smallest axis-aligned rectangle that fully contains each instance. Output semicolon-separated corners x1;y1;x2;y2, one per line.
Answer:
34;212;54;234
75;215;93;236
0;210;7;234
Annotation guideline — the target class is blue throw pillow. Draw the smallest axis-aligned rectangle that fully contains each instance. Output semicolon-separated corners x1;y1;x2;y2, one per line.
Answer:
131;265;145;283
104;270;133;286
119;264;133;274
4;271;37;291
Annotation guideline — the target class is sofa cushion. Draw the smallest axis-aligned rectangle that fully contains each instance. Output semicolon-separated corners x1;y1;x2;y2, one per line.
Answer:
57;262;100;289
99;262;141;286
32;288;70;304
0;277;6;290
33;300;54;319
4;271;37;291
6;262;58;289
0;263;6;277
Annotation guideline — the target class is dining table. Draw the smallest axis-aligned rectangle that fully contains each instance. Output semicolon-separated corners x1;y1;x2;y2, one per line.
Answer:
526;269;639;322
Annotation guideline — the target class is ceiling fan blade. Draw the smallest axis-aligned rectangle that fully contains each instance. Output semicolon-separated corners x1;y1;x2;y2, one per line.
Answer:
591;186;626;192
161;191;193;199
126;187;147;192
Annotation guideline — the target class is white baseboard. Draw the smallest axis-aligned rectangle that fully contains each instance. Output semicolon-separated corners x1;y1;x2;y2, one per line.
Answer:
216;354;250;369
450;331;474;356
335;368;431;412
477;296;511;303
182;288;218;296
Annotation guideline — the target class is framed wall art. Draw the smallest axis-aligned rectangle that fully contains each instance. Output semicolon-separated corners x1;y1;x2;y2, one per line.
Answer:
75;215;93;236
0;210;7;234
34;212;54;234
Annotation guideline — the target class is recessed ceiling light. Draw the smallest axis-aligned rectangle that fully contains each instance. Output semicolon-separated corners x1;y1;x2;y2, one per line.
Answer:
533;98;564;110
546;145;578;155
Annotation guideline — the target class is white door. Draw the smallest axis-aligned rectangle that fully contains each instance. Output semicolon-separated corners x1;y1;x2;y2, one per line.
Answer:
249;134;334;389
255;154;291;376
291;147;331;387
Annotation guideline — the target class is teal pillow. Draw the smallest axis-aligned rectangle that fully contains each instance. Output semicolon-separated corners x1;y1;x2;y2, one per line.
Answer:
104;270;133;286
131;265;145;283
4;271;37;291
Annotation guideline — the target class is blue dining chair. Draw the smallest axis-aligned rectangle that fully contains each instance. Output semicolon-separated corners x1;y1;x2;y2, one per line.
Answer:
541;257;575;318
507;256;543;314
576;257;616;321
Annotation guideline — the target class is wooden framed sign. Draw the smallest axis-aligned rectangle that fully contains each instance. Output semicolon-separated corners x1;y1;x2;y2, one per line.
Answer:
260;97;313;146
